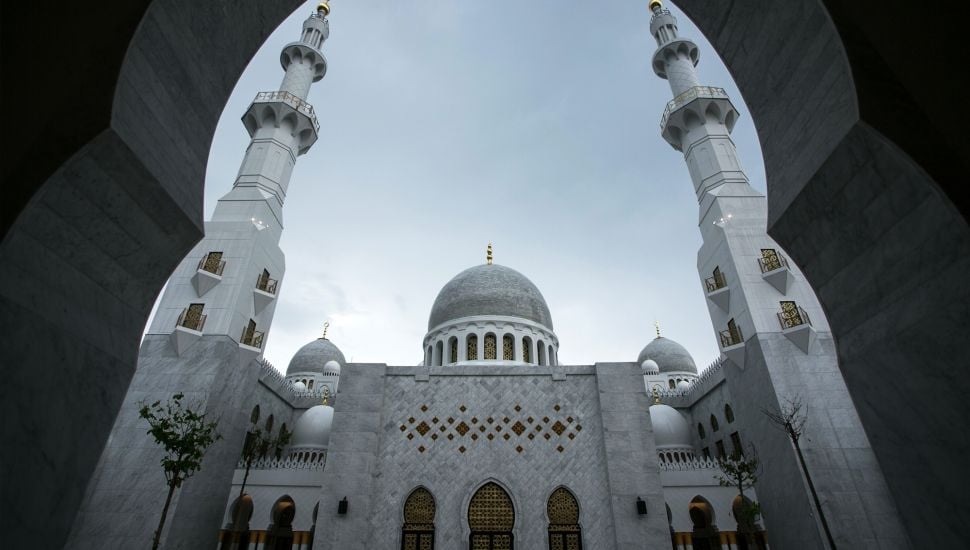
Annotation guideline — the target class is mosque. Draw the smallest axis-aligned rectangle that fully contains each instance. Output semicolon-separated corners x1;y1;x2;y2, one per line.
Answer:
65;2;910;550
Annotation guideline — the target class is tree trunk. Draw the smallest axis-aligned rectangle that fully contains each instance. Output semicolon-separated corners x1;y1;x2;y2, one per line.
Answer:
792;437;837;550
152;481;178;550
238;460;252;503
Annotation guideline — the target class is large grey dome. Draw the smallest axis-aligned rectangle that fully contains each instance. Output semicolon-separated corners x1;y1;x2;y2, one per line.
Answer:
286;338;346;375
428;264;553;330
637;337;697;374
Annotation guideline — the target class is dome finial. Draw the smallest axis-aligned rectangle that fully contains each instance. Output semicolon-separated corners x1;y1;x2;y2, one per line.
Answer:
322;321;330;340
655;320;661;339
317;1;330;16
486;242;493;265
648;0;663;13
321;386;331;406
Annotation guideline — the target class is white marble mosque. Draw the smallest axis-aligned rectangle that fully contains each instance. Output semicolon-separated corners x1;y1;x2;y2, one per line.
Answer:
66;3;911;550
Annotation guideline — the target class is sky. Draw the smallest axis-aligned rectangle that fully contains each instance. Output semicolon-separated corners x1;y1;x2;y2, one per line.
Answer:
190;0;767;371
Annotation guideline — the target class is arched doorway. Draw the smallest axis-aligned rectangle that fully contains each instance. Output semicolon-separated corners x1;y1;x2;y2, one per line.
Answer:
221;494;254;550
401;487;436;550
266;496;295;550
468;482;514;549
732;495;767;550
688;496;719;550
547;487;581;550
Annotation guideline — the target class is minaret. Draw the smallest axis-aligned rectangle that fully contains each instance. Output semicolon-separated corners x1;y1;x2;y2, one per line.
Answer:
67;5;333;548
648;2;909;549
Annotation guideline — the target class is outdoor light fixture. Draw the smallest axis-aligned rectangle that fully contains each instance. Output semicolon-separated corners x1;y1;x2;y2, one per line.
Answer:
636;497;647;515
338;497;348;514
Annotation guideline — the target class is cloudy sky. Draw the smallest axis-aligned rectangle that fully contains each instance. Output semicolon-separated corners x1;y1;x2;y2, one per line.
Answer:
195;0;766;371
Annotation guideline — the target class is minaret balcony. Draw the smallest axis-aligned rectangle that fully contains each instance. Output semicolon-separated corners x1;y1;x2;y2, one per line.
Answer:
719;323;745;368
242;91;320;154
192;254;225;297
240;330;265;350
171;306;207;355
777;302;816;353
253;273;279;314
659;86;737;151
758;249;794;294
704;270;730;311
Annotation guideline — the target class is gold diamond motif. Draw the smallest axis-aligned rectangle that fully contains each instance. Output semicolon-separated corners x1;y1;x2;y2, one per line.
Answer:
432;416;439;424
459;446;466;453
503;416;510;423
514;405;522;412
456;422;470;436
556;445;564;453
431;433;438;440
543;416;550;423
544;433;551;440
459;405;467;412
511;421;526;436
416;421;431;436
472;433;479;441
421;405;428;412
554;404;561;412
400;425;407;432
568;432;576;440
527;416;534;424
516;445;523;453
418;445;426;453
486;433;494;441
447;434;454;440
408;417;415;424
552;421;566;436
407;433;414;440
447;417;454;424
528;433;535;440
503;433;510;440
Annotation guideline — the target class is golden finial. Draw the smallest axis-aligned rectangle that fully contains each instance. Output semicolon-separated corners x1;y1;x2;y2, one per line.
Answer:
652;387;661;405
317;1;331;16
486;242;493;265
322;321;330;340
322;386;331;406
648;0;663;12
655;320;661;339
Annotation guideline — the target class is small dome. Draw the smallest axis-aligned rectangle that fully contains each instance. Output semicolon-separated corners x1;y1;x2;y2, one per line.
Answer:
637;337;698;374
676;380;691;390
292;380;307;391
290;405;334;450
641;359;660;375
649;404;693;450
286;338;346;376
428;264;553;330
322;360;341;375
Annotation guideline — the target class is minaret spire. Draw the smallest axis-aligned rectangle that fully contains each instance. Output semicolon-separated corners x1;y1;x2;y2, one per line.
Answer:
210;2;332;236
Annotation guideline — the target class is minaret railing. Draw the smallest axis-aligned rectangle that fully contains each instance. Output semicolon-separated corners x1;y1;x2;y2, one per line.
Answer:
256;274;279;295
757;249;789;273
197;253;226;276
660;86;729;130
176;307;207;332
251;91;320;131
719;324;743;348
777;303;811;330
705;271;727;293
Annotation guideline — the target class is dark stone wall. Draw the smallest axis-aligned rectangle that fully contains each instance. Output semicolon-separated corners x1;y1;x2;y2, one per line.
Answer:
0;1;302;547
675;0;970;546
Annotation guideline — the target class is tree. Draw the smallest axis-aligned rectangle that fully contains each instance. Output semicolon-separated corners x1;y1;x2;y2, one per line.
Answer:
139;393;221;550
237;409;291;502
763;396;837;550
715;443;762;547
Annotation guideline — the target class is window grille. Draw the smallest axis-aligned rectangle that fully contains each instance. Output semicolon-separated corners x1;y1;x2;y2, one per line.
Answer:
402;488;435;550
503;334;514;361
484;334;497;360
467;335;478;361
547;488;582;550
468;483;514;550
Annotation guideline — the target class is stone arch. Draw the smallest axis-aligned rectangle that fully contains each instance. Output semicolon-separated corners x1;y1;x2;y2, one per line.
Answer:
266;495;295;550
547;486;582;550
688;495;719;550
401;487;436;549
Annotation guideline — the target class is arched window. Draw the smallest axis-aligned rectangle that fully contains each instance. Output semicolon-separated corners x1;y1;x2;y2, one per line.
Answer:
547;487;582;549
698;423;706;439
503;334;514;360
710;414;720;432
468;482;514;549
220;494;254;550
401;487;436;550
537;341;546;366
308;380;314;390
264;415;274;434
449;336;458;364
426;346;432;366
724;404;735;423
484;334;497;360
669;379;676;389
466;334;479;361
548;345;555;366
522;337;533;364
250;405;261;425
435;340;443;366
